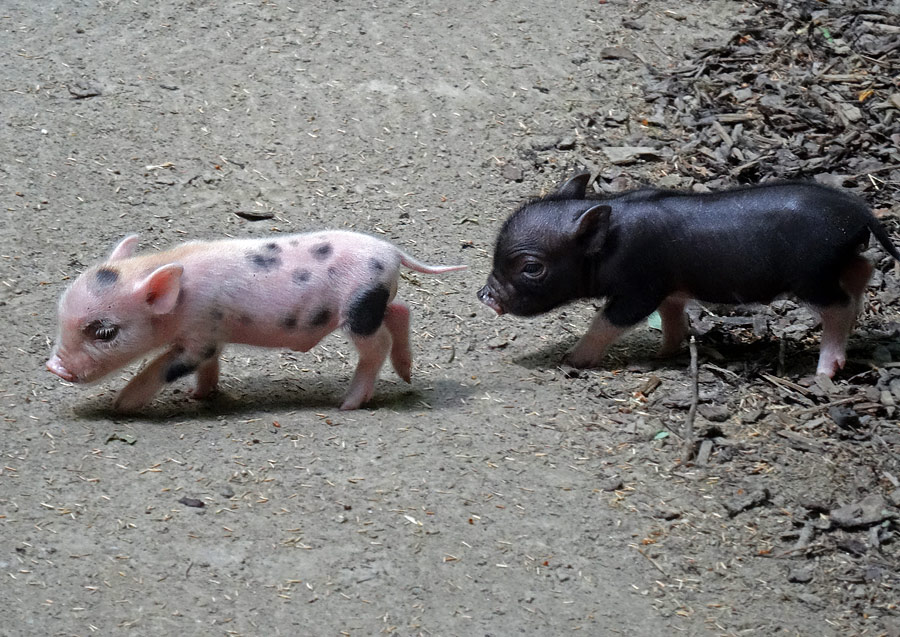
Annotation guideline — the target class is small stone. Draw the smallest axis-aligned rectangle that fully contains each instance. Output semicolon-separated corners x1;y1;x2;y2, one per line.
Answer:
178;496;205;508
839;103;862;123
796;593;825;608
602;146;661;165
699;404;730;422
501;164;524;182
787;566;814;583
530;136;559;151
599;46;638;61
872;344;892;364
889;488;900;507
557;136;576;150
723;487;769;517
740;408;764;424
656;174;682;188
829;494;889;529
890;378;900;402
598;476;623;492
828;406;861;431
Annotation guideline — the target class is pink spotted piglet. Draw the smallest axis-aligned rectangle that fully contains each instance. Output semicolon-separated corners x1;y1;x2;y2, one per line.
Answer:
47;231;465;411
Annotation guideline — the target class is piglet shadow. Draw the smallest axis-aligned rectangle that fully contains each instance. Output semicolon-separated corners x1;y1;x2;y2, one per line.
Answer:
73;376;470;423
511;331;658;371
508;328;830;378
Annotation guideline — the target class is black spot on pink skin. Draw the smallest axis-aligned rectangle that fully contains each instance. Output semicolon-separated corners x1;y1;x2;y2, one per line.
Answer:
309;307;331;328
369;258;384;272
210;307;224;321
164;361;197;383
281;315;298;329
346;284;390;336
311;242;332;261
95;267;119;286
247;252;281;271
292;269;311;285
265;242;281;253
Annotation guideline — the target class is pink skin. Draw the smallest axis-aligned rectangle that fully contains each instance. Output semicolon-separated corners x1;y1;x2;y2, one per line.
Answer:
656;294;690;357
47;232;464;411
562;312;627;368
813;256;873;377
559;293;689;369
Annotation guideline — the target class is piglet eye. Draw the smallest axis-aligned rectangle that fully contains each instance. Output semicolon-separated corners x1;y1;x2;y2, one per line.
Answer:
84;319;119;342
521;261;545;277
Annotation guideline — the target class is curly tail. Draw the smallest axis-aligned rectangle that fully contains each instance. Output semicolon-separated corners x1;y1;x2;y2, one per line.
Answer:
869;219;900;261
399;252;467;274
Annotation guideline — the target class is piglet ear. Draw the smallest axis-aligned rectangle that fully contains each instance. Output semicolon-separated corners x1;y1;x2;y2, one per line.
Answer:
574;204;612;254
108;234;140;261
554;172;592;199
134;264;183;314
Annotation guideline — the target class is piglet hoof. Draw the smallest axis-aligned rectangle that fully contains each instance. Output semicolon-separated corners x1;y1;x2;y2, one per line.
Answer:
391;349;412;383
339;395;368;411
340;384;376;411
656;344;683;359
191;386;218;401
561;350;601;370
815;358;845;379
395;364;412;384
113;391;150;413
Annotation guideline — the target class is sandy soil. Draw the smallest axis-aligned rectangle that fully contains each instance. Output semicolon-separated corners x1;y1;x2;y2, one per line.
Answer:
3;1;898;636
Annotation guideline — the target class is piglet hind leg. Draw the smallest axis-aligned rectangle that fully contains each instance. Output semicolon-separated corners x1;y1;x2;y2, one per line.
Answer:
341;324;393;410
816;304;857;377
814;257;873;377
563;311;628;369
383;302;412;383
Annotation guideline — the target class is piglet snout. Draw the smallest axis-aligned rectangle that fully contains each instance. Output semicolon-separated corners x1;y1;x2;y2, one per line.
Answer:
477;285;505;315
46;355;76;382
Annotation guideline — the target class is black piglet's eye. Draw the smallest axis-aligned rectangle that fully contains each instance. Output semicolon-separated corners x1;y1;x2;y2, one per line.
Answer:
85;319;119;342
521;261;545;277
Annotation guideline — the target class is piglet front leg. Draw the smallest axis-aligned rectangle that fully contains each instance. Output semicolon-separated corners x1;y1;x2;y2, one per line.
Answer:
113;346;182;412
192;345;222;399
563;311;627;368
114;342;221;411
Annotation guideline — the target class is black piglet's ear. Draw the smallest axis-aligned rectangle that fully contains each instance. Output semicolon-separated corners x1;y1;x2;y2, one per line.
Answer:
574;204;611;254
554;172;592;199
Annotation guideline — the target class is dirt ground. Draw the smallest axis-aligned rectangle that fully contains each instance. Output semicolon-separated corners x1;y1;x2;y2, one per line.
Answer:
3;1;898;636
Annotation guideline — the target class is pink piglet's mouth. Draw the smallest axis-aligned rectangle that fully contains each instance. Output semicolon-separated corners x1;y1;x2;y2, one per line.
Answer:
46;355;78;382
477;286;505;316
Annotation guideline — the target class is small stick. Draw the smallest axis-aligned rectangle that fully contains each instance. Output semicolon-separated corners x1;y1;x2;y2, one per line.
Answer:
794;395;862;415
635;547;669;577
682;337;699;463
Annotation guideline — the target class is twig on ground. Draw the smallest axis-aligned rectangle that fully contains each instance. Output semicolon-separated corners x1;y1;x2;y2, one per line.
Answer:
635;547;669;577
682;336;698;463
